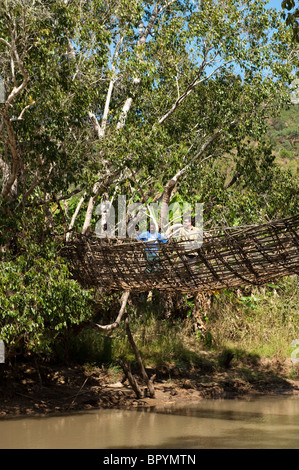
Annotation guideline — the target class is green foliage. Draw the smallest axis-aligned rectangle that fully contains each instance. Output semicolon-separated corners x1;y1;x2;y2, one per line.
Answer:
1;0;296;216
0;236;95;359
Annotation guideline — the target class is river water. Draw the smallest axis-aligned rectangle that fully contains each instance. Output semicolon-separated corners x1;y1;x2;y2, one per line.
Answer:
0;396;298;449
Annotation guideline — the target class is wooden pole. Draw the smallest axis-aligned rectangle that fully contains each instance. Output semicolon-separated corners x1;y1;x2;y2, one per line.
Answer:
124;315;155;398
117;359;144;399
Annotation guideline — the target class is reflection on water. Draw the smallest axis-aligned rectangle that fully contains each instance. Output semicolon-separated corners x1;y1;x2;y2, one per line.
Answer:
0;396;299;449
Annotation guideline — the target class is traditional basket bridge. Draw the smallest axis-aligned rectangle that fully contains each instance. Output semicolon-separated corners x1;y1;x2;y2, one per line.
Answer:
63;214;299;293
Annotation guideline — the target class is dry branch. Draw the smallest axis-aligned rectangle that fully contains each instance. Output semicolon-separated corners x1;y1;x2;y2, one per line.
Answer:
93;290;130;331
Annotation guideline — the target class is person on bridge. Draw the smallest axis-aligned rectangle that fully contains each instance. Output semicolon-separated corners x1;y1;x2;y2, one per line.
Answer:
136;222;168;273
179;216;201;261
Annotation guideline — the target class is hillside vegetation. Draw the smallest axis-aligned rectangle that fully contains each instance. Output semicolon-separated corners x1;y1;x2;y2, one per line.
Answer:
268;105;299;174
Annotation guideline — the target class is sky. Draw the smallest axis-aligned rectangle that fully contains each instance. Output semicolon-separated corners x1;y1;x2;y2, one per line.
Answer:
266;0;284;9
266;0;298;13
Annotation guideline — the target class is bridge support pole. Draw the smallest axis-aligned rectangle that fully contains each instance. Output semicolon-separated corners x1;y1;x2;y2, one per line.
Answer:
124;315;155;398
92;289;155;399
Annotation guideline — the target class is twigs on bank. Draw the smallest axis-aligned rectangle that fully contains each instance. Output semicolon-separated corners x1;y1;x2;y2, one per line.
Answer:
116;359;144;399
67;377;89;411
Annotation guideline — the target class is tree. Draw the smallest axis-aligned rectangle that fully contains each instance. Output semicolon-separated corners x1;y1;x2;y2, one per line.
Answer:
0;0;106;357
0;0;298;359
0;0;297;228
0;0;109;213
77;0;297;231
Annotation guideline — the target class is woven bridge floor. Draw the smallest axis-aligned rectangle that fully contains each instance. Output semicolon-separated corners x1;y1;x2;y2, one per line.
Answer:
63;214;299;293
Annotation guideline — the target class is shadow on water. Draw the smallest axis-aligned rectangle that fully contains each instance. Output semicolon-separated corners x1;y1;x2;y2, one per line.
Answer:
115;396;299;449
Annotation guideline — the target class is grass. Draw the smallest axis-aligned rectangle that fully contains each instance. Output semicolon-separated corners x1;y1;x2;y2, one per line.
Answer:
209;276;299;359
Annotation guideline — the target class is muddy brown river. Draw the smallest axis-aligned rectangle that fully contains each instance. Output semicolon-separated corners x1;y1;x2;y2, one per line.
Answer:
0;396;298;449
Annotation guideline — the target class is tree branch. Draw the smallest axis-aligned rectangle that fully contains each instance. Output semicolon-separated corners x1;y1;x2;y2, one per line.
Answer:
157;59;231;126
81;167;122;234
92;291;130;331
66;194;86;242
1;116;20;199
11;100;36;121
159;118;241;218
116;1;174;131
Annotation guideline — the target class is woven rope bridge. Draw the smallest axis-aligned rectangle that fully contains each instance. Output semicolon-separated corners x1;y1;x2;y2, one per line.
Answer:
63;214;299;293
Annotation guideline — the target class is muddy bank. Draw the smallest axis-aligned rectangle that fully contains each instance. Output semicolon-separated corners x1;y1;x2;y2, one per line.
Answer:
0;358;299;419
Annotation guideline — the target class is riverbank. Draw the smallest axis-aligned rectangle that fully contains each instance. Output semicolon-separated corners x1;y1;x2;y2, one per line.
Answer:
1;357;299;418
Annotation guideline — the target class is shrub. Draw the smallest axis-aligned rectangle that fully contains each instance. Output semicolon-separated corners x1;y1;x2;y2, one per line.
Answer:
0;243;95;359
